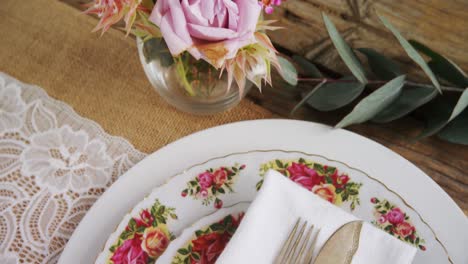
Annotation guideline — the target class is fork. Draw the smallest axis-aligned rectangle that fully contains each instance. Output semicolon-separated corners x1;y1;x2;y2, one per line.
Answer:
274;218;320;264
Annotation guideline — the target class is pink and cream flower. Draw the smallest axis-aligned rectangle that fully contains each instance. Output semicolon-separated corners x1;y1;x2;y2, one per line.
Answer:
141;225;170;258
312;184;337;203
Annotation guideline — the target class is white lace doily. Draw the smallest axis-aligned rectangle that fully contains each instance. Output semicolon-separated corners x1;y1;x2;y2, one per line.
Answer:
0;72;147;263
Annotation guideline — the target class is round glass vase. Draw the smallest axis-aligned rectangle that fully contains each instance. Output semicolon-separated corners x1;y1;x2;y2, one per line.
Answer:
137;38;252;115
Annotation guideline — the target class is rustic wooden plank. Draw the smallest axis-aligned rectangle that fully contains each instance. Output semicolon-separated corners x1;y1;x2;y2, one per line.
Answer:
266;0;468;80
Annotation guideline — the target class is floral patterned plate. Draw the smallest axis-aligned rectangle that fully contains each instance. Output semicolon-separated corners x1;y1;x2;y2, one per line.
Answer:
158;203;248;264
96;151;451;263
61;120;467;264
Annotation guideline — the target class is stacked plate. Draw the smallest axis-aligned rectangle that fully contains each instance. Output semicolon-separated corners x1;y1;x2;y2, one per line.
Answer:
59;120;467;264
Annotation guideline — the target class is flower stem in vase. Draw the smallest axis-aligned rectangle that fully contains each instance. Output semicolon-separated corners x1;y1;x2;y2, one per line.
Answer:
175;56;195;96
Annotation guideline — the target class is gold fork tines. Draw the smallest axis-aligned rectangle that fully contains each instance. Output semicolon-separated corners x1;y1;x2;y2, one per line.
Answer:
275;218;320;264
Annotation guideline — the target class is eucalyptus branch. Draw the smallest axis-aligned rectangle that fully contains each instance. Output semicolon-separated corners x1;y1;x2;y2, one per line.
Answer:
297;77;465;93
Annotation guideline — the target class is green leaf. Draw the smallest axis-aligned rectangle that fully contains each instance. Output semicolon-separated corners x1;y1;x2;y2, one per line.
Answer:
418;88;468;139
275;160;284;168
313;164;325;175
191;252;200;261
378;16;441;92
210;223;224;232
223;215;233;227
372;85;438;123
428;60;468;88
306;77;365;111
438;109;468;145
178;248;190;255
291;80;327;115
409;40;468;87
357;48;402;80
292;56;323;78
336;75;406;128
277;57;298;86
157;205;166;215
322;13;368;84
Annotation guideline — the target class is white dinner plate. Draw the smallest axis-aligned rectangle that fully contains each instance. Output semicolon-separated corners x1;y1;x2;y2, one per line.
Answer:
59;119;467;264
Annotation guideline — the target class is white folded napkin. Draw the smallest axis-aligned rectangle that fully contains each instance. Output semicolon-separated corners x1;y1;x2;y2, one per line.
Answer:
217;170;416;264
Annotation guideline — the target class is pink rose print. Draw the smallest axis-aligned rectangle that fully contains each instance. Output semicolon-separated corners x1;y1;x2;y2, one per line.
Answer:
287;162;323;190
213;168;228;187
108;200;178;263
200;189;209;198
378;215;387;224
111;235;148;264
257;159;362;210
371;198;426;250
395;222;415;238
198;172;214;189
182;164;245;208
386;208;405;225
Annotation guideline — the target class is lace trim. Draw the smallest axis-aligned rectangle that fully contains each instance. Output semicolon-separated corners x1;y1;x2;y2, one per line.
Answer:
0;72;147;263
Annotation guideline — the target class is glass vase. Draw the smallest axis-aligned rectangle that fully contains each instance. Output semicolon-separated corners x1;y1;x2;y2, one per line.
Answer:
137;38;252;115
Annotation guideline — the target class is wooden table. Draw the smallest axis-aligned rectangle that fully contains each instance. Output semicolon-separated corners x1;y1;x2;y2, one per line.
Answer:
61;0;468;214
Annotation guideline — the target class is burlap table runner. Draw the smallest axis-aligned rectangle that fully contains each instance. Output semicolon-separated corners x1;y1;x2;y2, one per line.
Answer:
0;0;274;154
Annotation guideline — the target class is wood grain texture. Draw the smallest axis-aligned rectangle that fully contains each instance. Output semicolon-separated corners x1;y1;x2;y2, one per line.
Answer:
61;0;468;213
266;0;468;79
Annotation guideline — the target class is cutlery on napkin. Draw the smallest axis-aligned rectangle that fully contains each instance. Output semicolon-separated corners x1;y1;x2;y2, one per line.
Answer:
217;170;417;264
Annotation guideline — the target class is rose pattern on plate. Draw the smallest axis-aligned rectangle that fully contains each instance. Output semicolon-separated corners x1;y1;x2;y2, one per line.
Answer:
370;197;426;251
181;164;245;209
107;199;178;263
171;213;244;264
256;158;362;210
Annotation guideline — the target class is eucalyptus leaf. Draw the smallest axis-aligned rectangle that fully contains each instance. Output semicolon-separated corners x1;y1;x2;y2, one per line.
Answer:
143;38;174;66
372;85;438;123
438;109;468;145
292;56;323;78
322;13;368;84
306;77;365;111
428;60;468;88
378;15;441;92
410;40;468;87
278;56;298;86
417;88;468;139
336;75;406;128
291;80;327;115
357;48;402;80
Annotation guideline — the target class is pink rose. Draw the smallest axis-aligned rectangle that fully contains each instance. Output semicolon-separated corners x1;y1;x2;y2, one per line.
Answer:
386;208;405;225
287;162;323;190
395;222;415;238
111;235;148;264
378;215;387;224
213;168;228;187
200;189;209;198
149;0;261;68
330;172;349;189
198;172;214;189
135;209;153;228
